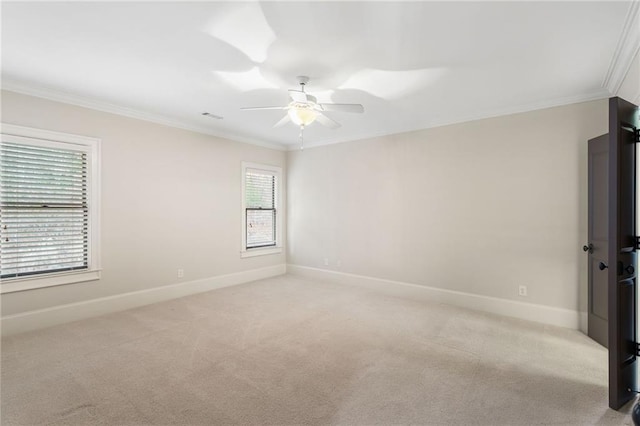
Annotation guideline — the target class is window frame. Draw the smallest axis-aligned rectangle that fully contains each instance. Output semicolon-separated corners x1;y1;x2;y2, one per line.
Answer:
0;124;101;293
241;161;282;258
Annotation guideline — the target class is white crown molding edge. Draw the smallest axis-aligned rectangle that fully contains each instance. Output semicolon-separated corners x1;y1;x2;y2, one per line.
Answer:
287;264;582;330
0;264;286;337
1;79;612;154
603;0;640;95
289;89;611;151
1;80;287;152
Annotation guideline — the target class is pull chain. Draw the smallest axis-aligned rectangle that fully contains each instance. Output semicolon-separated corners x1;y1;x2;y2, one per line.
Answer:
299;125;305;151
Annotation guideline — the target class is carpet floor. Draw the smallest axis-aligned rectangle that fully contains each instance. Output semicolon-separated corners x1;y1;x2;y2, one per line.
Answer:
1;274;635;425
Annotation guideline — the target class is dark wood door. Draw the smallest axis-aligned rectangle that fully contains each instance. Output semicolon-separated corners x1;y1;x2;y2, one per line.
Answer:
587;134;609;347
608;96;638;410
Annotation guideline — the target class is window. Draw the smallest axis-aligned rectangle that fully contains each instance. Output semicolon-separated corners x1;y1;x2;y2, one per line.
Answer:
241;162;282;257
0;124;100;293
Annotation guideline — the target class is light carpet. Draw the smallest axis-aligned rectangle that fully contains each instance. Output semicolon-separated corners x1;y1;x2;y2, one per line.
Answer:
1;274;635;425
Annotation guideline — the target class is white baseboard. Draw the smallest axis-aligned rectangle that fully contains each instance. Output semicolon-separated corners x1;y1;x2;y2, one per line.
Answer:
579;312;588;334
288;264;582;330
1;264;286;337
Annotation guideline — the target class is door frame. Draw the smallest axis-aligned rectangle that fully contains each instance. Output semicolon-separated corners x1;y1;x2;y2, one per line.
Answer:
607;96;638;410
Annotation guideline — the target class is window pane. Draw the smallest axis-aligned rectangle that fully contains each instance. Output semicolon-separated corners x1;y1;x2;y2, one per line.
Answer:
246;209;275;248
0;142;89;279
244;167;277;250
245;172;275;209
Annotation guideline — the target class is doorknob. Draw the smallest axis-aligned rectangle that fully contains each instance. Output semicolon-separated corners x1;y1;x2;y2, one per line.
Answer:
599;262;608;271
583;244;594;254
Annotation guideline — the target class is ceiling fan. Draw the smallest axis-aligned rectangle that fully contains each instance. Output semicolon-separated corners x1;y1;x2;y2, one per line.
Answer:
240;76;364;131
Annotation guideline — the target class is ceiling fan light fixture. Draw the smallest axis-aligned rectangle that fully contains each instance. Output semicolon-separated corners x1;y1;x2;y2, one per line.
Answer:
288;105;317;126
240;76;363;134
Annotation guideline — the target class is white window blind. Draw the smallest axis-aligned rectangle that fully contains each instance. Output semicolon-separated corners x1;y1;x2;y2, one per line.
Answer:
245;168;277;249
1;141;89;279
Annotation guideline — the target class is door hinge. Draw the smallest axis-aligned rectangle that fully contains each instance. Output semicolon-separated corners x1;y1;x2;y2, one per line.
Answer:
636;236;640;250
636;342;640;357
635;128;640;143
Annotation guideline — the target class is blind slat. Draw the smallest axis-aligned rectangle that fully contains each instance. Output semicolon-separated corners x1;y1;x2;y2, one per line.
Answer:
2;194;86;201
2;178;85;187
1;171;86;183
3;185;85;193
2;235;86;244
1;144;84;158
1;158;86;171
1;151;86;165
5;256;85;270
2;254;87;265
4;220;86;227
3;246;87;257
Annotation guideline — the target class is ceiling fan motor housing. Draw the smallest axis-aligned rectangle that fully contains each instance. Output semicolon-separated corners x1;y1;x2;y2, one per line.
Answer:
296;75;310;87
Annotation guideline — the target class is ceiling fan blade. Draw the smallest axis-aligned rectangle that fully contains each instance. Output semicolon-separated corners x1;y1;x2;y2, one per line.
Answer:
240;106;287;111
318;103;364;113
315;112;341;129
288;89;308;103
273;114;291;128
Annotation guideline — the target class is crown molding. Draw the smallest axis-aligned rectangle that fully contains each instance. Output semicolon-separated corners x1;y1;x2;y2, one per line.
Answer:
1;79;286;152
288;89;611;151
603;0;640;95
0;80;611;154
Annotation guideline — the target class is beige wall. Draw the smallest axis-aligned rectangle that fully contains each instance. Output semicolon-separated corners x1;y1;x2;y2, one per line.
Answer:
0;91;615;319
1;90;286;316
287;100;608;313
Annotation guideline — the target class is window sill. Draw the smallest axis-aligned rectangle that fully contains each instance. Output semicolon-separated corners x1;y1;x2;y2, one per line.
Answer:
240;247;283;258
0;269;101;294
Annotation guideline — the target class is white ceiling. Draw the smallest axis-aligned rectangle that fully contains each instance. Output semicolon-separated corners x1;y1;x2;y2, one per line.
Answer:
1;2;635;150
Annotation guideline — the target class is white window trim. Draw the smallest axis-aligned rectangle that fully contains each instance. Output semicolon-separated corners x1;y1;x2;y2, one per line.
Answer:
0;123;101;293
241;161;283;258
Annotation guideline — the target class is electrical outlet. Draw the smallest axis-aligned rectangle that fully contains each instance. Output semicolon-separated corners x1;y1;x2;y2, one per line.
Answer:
518;285;527;297
323;258;329;266
177;268;184;278
336;260;342;267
